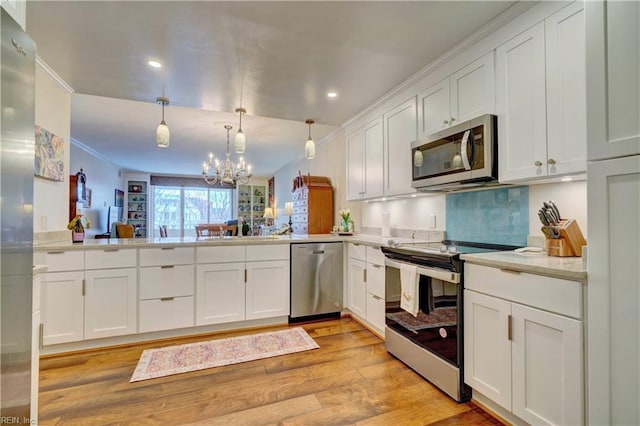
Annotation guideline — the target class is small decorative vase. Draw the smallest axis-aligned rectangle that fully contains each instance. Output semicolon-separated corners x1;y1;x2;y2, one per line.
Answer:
72;231;85;243
341;218;350;232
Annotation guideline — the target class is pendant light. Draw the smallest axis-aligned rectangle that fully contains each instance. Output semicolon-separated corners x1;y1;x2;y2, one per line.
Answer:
305;119;315;159
234;107;247;154
156;96;170;148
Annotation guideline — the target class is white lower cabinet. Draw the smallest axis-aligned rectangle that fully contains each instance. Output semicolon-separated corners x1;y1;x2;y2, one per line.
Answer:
196;244;290;325
347;243;386;335
347;257;366;319
139;248;195;332
84;268;137;339
41;271;84;345
196;262;245;325
464;263;584;425
246;260;290;320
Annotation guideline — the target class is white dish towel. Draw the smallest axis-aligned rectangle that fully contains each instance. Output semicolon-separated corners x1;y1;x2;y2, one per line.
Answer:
400;264;419;317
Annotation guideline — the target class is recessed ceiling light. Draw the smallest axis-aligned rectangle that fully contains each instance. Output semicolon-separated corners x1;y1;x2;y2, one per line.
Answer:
561;176;574;182
327;91;338;98
148;60;162;68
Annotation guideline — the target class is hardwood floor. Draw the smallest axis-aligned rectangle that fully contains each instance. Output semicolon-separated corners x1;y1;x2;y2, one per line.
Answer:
38;318;503;425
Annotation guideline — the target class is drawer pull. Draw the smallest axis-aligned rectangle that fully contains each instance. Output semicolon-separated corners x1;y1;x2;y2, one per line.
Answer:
507;314;512;341
47;251;65;255
160;297;175;302
160;265;175;269
371;264;383;269
103;248;120;252
161;247;175;251
372;295;383;301
499;268;522;275
312;250;325;255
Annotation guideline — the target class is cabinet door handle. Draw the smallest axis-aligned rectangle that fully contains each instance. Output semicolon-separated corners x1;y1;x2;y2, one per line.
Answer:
372;264;383;269
47;251;65;255
161;247;174;251
160;265;175;269
547;158;556;165
39;323;44;349
363;269;367;283
442;119;449;126
160;297;174;302
82;279;86;296
450;117;456;123
507;315;512;341
104;248;119;252
499;268;521;275
312;250;325;255
372;295;383;301
244;269;247;283
534;160;543;167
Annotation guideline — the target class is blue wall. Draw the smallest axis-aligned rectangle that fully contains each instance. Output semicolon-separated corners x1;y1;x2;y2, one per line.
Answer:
446;186;529;246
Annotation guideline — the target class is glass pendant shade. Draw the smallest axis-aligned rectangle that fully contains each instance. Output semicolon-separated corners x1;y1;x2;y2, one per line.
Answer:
305;138;315;159
156;121;170;148
234;130;246;154
156;96;170;148
234;107;247;154
304;119;316;159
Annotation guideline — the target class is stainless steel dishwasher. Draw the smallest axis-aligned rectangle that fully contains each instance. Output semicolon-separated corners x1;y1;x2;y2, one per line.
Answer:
290;242;343;322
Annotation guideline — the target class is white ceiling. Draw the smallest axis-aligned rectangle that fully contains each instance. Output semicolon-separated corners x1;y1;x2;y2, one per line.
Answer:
26;1;517;178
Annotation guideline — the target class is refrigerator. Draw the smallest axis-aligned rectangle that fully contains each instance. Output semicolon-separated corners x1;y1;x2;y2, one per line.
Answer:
585;1;640;424
0;9;35;420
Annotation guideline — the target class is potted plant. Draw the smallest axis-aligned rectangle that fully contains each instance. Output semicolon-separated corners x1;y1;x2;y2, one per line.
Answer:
67;214;91;243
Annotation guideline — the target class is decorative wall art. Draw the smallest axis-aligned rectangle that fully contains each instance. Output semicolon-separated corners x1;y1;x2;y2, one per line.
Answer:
268;177;274;208
34;125;65;181
114;189;124;207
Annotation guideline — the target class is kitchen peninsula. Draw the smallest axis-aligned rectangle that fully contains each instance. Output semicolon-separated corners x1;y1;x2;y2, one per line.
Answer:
33;234;408;355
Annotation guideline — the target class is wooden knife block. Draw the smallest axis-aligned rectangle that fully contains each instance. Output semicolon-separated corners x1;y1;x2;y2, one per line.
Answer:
545;219;586;257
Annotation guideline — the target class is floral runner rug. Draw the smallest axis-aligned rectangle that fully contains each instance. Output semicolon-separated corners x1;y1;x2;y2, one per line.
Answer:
130;327;319;382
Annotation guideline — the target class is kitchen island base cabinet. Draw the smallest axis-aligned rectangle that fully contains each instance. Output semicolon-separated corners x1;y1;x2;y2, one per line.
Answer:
464;263;584;426
84;268;137;340
246;260;290;320
196;263;245;325
41;271;84;345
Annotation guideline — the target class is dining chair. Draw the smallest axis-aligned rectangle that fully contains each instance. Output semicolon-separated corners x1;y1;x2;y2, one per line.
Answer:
195;224;228;237
115;223;135;238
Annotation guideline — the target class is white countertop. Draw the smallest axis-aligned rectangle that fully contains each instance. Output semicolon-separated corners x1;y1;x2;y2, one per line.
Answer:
33;233;425;251
461;251;587;281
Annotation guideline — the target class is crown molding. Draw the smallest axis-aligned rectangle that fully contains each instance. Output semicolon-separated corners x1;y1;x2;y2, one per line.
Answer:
71;137;114;164
36;55;74;94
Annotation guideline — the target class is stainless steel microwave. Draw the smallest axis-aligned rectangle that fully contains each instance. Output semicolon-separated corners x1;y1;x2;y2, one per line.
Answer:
411;114;498;192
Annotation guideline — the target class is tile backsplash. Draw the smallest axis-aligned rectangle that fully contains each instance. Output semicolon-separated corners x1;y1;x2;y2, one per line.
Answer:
446;186;529;246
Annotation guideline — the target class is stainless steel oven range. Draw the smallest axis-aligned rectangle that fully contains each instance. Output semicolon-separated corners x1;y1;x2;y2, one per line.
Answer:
381;241;517;402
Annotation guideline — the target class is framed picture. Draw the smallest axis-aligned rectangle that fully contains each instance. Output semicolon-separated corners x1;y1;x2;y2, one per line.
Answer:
268;177;274;208
114;189;124;207
34;125;65;181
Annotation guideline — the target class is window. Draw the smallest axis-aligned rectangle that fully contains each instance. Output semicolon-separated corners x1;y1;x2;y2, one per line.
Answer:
151;180;234;237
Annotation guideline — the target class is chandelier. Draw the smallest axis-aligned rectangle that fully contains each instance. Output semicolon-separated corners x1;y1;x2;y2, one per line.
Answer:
202;125;253;186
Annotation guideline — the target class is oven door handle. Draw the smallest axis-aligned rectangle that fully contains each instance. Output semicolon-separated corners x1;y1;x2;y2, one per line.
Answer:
384;258;460;284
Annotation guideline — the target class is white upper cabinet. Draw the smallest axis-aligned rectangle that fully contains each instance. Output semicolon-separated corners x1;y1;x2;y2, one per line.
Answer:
419;52;495;139
545;2;587;175
496;22;548;182
586;0;640;161
497;2;586;182
384;96;417;196
346;118;384;200
1;0;26;29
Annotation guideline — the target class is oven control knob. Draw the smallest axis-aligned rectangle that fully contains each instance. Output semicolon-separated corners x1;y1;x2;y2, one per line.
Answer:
439;328;448;339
